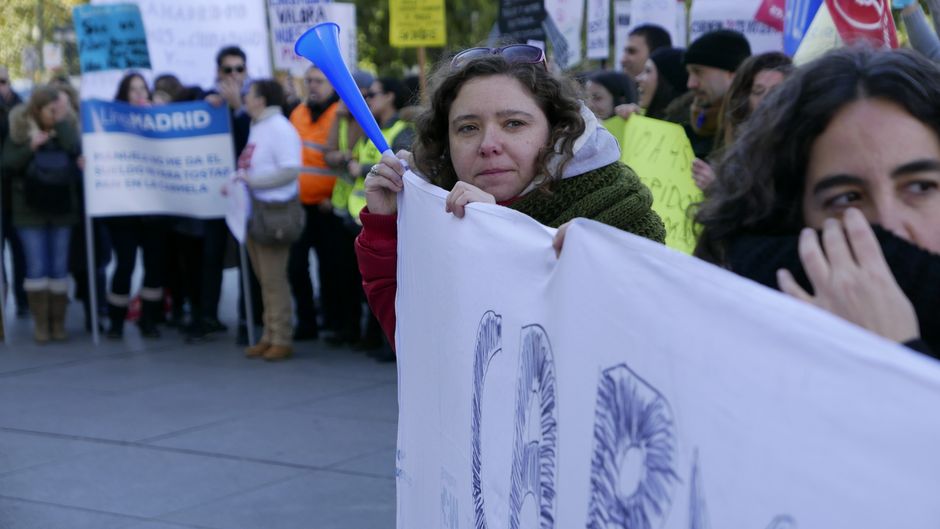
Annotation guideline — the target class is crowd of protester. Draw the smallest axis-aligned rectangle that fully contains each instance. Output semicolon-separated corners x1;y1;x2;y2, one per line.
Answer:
1;12;937;360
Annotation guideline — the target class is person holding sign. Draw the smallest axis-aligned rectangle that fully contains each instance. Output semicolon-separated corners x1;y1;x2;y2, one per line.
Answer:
356;46;666;345
694;47;940;356
1;86;81;343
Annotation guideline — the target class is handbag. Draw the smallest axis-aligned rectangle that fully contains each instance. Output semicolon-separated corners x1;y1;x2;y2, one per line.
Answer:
247;191;306;245
24;143;78;214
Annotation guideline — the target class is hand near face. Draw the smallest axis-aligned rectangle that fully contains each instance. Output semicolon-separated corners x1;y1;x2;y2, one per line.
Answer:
614;103;640;120
445;181;496;218
364;150;408;215
691;158;716;190
30;130;51;151
218;78;243;110
777;208;920;344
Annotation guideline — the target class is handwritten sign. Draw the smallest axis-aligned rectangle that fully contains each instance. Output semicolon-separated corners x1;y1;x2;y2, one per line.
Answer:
390;0;447;47
268;1;356;75
619;115;701;254
586;0;610;59
73;4;150;73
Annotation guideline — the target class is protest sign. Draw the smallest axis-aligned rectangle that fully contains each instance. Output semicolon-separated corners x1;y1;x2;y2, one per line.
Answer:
545;0;583;67
269;1;356;75
73;3;151;73
613;0;631;65
631;0;679;46
81;99;234;218
92;0;272;89
499;0;547;41
586;0;611;60
784;0;824;55
792;2;842;65
689;0;783;53
755;0;785;31
225;180;250;244
619;115;700;254
394;169;940;529
390;0;447;47
825;0;897;48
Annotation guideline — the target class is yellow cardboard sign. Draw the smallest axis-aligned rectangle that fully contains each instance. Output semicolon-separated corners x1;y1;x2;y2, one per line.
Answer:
390;0;447;47
619;115;702;254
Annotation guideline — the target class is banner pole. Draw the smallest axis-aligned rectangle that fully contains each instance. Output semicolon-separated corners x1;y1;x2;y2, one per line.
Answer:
85;212;99;345
238;243;256;346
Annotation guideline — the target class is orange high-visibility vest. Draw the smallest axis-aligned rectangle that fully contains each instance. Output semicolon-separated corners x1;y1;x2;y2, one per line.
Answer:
289;102;340;205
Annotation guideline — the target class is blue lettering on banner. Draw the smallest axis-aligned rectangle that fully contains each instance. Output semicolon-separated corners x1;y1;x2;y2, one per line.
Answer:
80;100;231;139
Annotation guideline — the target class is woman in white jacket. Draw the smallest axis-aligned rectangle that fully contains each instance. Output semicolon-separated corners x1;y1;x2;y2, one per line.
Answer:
238;79;303;361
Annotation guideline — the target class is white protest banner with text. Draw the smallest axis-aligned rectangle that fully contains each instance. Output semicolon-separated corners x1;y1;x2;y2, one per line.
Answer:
613;0;632;65
631;0;679;46
689;0;783;53
586;0;611;60
81;100;234;218
93;0;272;89
269;1;356;75
394;171;940;529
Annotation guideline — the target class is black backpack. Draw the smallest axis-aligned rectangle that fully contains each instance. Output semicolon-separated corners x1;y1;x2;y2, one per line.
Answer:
24;143;77;214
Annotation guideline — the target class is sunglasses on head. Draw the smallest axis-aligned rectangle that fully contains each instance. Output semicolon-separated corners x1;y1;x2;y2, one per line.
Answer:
222;65;246;74
451;44;546;70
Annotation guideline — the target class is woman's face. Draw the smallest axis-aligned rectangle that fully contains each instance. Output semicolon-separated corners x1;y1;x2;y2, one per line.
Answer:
244;84;265;119
803;98;940;254
585;80;614;120
39;101;58;129
367;80;393;118
636;59;658;109
127;76;149;106
448;74;550;201
748;69;785;113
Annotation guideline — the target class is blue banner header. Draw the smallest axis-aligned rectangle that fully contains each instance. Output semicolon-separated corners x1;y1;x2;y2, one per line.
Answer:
81;100;232;139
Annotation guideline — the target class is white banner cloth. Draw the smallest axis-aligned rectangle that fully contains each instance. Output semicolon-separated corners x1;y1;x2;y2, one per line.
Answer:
394;171;940;528
689;0;784;53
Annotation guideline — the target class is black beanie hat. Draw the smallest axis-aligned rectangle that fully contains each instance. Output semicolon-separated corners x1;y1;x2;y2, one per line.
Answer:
589;70;638;107
650;47;689;94
685;29;752;72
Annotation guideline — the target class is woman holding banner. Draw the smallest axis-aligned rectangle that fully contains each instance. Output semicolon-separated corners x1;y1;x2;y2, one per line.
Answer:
1;85;81;343
694;47;940;356
356;47;666;346
103;72;167;339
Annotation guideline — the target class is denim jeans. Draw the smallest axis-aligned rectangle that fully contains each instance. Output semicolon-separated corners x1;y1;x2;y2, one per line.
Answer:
17;226;72;280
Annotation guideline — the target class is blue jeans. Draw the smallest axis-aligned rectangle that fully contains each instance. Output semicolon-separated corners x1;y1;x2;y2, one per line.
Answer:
17;226;72;280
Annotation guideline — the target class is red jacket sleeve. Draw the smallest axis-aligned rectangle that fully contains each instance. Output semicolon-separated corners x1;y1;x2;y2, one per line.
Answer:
355;209;399;348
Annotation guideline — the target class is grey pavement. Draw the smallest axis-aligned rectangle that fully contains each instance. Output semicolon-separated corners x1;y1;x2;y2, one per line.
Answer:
0;271;398;529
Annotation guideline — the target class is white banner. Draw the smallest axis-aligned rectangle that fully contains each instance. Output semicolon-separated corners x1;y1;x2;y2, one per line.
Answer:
268;1;357;76
92;0;272;90
394;171;940;528
631;0;679;45
689;0;784;53
81;100;235;218
545;0;584;68
613;0;631;67
586;0;611;60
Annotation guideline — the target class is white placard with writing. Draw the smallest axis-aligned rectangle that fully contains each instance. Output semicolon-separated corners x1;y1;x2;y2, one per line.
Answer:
268;1;356;76
586;0;611;60
394;170;940;528
689;0;784;53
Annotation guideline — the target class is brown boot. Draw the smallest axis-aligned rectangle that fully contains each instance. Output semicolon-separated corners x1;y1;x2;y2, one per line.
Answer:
49;293;69;341
244;342;271;358
263;344;293;361
26;290;50;344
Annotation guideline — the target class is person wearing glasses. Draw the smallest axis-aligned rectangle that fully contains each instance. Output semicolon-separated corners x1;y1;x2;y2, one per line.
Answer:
356;45;666;347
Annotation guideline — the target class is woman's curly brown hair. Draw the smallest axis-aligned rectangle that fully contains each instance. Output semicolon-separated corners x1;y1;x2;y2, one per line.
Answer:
694;46;940;265
412;54;585;192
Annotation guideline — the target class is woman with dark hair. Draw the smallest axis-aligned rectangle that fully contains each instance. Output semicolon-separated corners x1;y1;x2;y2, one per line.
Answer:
618;47;688;122
695;47;940;356
237;79;303;361
358;46;666;346
2;85;80;342
104;72;167;339
692;52;793;190
584;70;638;138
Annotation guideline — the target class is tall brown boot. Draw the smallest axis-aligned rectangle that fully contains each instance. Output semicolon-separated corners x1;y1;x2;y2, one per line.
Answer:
49;293;69;341
26;290;50;344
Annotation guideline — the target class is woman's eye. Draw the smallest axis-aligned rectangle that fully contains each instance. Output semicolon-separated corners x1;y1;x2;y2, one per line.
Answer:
456;124;477;134
904;180;938;195
505;120;525;129
823;191;862;209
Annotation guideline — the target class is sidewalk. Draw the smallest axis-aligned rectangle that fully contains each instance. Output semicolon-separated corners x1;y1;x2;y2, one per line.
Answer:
0;296;397;529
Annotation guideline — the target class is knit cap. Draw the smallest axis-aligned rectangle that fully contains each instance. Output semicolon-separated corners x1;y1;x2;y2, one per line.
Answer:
685;29;752;72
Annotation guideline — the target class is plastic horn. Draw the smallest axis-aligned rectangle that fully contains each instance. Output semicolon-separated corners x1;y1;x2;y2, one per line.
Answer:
295;22;391;155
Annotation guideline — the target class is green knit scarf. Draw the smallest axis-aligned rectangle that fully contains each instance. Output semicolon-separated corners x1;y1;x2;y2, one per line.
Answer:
510;162;666;243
